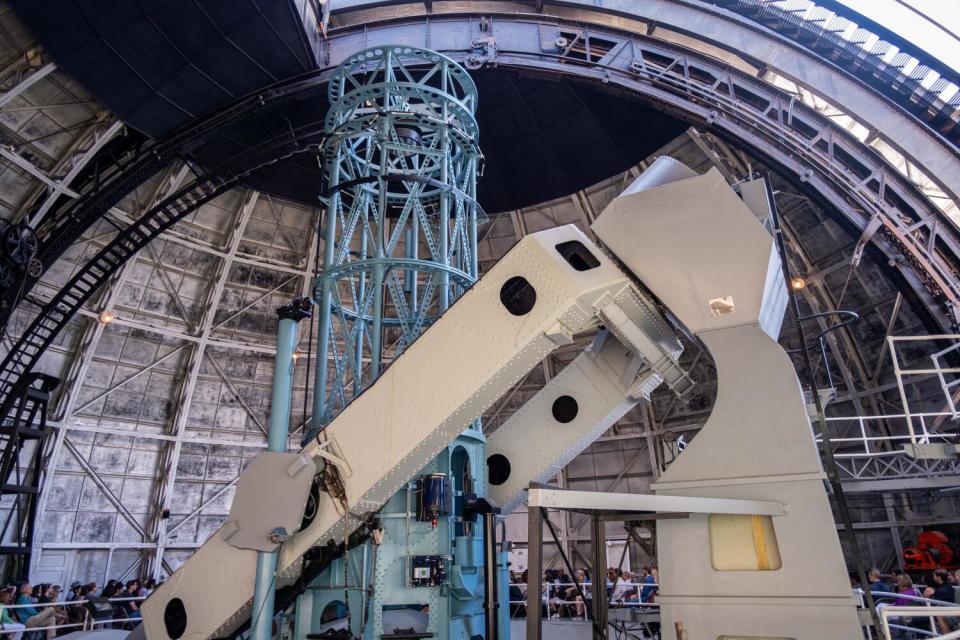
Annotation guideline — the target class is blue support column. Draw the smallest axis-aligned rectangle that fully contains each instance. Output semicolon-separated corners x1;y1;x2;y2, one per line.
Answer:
251;297;313;640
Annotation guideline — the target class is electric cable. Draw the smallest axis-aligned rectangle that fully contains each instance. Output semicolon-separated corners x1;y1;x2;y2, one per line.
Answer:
766;173;882;631
301;191;322;441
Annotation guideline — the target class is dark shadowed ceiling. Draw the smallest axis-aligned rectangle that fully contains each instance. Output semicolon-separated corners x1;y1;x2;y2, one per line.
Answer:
9;0;686;213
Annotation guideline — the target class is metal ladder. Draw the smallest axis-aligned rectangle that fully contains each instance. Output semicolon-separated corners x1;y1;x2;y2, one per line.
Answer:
0;372;59;578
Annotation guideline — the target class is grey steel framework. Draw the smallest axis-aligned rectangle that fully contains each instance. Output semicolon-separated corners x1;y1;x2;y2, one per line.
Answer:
708;0;960;144
311;46;482;428
5;7;960;434
0;1;953;582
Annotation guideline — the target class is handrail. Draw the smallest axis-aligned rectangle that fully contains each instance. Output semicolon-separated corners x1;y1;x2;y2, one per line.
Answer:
815;412;958;456
2;595;146;608
854;589;960;640
811;412;960;482
868;591;958;607
1;595;148;633
509;580;660;602
877;604;960;640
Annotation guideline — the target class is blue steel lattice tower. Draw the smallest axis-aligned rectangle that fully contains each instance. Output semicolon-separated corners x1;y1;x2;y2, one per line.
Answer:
298;47;497;640
311;46;482;426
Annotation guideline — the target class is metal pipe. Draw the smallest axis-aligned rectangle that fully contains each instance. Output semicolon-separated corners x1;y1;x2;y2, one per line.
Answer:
497;547;511;640
542;508;602;638
526;501;543;640
590;512;608;640
311;156;341;433
355;229;368;396
439;127;451;311
468;156;478;280
251;298;313;640
410;214;419;311
482;509;499;640
369;263;385;379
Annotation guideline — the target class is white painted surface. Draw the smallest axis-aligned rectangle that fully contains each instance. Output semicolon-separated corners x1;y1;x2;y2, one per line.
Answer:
593;168;787;338
141;225;645;640
527;487;785;517
594;161;862;639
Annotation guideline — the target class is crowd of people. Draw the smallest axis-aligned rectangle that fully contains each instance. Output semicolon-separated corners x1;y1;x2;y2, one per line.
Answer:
863;567;960;637
507;566;660;621
503;564;960;632
864;566;960;603
0;578;158;640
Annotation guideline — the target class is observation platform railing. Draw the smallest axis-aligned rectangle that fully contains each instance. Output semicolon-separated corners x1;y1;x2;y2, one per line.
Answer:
507;583;960;638
866;590;960;639
1;595;146;635
814;413;960;482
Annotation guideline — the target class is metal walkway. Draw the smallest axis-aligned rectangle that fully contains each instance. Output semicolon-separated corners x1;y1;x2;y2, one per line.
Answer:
817;414;960;484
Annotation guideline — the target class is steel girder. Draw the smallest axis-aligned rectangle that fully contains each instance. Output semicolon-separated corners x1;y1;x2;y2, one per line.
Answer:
331;0;960;204
312;46;483;428
704;0;960;144
3;12;960;448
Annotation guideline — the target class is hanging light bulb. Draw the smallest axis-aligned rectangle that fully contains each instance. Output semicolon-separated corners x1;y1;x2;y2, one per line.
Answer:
98;310;116;324
790;277;806;291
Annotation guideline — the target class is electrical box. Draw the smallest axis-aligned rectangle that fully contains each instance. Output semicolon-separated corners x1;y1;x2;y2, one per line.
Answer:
410;555;447;587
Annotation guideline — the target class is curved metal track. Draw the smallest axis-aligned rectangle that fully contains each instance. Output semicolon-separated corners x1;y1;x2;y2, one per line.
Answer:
709;0;960;144
3;12;960;423
6;72;333;321
0;124;329;423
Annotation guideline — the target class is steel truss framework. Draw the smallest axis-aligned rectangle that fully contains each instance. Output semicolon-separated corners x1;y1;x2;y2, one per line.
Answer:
2;10;960;438
312;46;482;426
708;0;960;144
0;2;957;579
30;182;322;579
817;414;960;483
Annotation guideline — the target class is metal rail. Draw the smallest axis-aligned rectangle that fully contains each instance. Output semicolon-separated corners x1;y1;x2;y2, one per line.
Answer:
0;121;330;432
871;591;960;640
816;414;960;482
709;0;960;145
2;595;147;634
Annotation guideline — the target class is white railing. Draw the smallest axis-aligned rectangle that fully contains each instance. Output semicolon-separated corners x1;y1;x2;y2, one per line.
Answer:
819;413;955;456
890;336;960;446
855;589;960;639
512;585;960;638
799;335;960;483
1;595;146;634
507;580;661;619
871;590;960;640
814;413;960;480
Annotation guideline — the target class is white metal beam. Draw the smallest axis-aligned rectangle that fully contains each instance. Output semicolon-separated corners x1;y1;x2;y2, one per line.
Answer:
26;119;124;228
0;61;55;108
528;488;786;516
